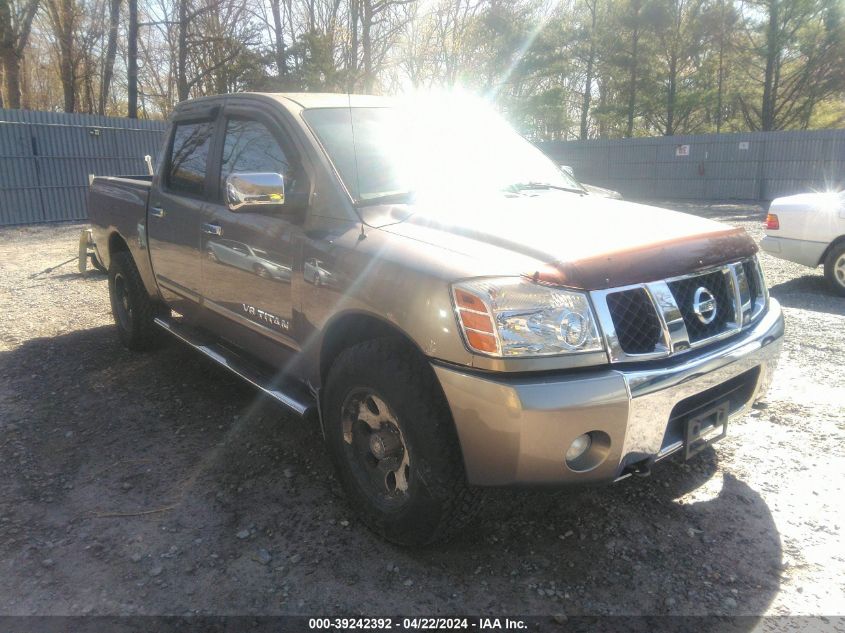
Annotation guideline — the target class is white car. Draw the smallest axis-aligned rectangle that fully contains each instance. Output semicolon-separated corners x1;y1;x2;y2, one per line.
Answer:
304;257;337;287
760;191;845;296
207;239;292;281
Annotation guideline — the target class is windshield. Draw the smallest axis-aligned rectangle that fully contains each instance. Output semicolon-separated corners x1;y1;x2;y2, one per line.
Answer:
302;96;584;205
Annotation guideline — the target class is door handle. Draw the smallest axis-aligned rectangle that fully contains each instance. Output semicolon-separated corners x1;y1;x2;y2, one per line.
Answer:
150;206;166;218
202;223;223;236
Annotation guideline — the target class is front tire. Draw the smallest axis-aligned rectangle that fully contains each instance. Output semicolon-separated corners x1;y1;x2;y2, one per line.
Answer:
108;251;165;351
823;243;845;297
323;338;481;546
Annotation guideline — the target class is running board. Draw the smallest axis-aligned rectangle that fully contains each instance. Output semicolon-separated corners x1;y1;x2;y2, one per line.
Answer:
154;317;315;417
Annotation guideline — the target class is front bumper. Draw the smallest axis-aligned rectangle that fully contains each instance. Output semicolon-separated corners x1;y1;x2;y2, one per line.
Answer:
760;235;826;268
433;299;784;486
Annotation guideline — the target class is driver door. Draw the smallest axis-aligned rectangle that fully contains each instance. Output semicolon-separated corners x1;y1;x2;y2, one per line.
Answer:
200;107;305;355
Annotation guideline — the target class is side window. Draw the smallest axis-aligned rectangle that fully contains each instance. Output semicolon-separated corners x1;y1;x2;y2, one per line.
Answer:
220;119;293;196
167;121;214;196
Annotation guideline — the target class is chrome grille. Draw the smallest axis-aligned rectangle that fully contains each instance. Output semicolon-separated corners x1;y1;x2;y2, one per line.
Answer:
592;257;767;363
742;260;760;304
667;269;735;343
605;289;663;354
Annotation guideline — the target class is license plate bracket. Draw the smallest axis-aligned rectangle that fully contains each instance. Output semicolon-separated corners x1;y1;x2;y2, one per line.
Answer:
684;400;729;461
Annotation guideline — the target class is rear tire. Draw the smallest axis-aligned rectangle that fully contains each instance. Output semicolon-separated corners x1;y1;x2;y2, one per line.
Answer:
323;338;481;546
108;251;165;351
823;243;845;297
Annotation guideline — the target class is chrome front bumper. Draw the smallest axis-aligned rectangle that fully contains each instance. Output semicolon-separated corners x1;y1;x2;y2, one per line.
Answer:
433;299;784;486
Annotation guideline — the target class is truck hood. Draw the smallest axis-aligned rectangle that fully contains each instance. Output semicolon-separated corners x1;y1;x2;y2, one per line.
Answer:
362;193;757;290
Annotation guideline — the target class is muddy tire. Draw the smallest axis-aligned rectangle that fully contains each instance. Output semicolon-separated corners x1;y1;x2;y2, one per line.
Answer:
108;251;165;351
823;242;845;297
323;338;481;546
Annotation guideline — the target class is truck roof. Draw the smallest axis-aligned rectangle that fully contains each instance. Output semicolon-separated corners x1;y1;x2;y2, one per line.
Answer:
172;92;390;116
273;93;390;109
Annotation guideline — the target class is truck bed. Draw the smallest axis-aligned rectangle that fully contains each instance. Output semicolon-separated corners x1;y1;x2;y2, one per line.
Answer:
88;175;155;291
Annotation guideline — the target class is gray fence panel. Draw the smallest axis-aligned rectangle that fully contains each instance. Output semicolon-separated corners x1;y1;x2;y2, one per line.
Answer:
540;129;845;202
0;109;166;226
39;186;90;223
0;189;44;225
0;121;33;156
0;158;38;188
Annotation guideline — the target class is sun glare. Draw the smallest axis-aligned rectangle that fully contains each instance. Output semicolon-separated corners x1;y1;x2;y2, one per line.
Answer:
374;90;573;205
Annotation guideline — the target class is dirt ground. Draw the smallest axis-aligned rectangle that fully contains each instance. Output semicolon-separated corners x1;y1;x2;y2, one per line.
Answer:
0;202;843;621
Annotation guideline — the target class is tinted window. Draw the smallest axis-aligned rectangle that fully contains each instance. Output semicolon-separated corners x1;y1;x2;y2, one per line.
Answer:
301;108;375;200
167;121;214;196
220;119;291;194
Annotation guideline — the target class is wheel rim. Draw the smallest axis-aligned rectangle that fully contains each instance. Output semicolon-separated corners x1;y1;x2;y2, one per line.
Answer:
256;266;269;278
341;389;411;506
113;273;133;331
835;253;845;287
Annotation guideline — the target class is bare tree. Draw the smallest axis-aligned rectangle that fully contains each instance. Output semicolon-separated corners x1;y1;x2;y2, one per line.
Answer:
99;0;120;113
269;0;287;81
579;0;599;139
623;0;643;137
4;0;843;135
0;0;39;108
45;0;79;112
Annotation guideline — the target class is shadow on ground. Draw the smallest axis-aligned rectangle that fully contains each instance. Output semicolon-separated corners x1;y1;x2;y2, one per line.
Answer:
769;276;845;315
0;326;782;620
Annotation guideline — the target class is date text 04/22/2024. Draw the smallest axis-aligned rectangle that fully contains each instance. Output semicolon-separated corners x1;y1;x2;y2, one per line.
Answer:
307;618;528;630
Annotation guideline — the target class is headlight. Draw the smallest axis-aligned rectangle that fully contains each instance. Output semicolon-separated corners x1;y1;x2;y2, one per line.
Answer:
451;277;604;357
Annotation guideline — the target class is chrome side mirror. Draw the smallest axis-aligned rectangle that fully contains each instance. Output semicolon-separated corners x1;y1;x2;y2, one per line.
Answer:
226;172;285;212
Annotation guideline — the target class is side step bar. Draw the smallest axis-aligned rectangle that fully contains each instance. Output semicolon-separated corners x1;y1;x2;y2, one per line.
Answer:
154;317;316;418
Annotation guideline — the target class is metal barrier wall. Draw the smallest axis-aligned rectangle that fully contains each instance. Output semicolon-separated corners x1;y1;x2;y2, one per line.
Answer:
539;129;845;201
0;108;166;226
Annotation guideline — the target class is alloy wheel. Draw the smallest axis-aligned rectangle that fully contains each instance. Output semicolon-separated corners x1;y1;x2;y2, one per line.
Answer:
835;253;845;288
341;389;411;506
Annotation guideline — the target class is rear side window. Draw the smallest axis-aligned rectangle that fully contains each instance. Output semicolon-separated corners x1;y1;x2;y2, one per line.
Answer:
220;119;291;193
167;121;214;196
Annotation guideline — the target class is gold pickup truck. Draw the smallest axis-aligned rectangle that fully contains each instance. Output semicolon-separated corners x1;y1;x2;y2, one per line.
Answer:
88;92;784;545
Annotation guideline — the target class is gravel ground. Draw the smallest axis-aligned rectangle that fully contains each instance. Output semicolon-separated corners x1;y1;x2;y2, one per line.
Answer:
0;202;843;620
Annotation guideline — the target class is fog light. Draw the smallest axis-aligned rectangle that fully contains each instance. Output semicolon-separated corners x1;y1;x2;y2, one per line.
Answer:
566;433;592;463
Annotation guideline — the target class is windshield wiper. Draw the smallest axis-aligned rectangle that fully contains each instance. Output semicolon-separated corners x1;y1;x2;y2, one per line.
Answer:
508;182;585;195
355;191;415;207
